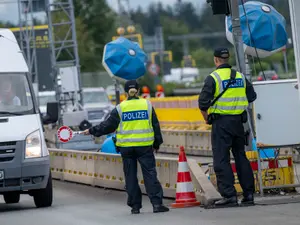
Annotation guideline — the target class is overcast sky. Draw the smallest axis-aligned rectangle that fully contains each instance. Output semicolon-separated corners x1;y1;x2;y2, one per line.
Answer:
0;0;206;25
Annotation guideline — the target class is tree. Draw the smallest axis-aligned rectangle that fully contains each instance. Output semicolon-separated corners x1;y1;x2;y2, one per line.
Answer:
75;17;98;72
74;0;116;60
251;61;270;74
50;0;115;72
191;48;215;68
161;16;190;65
174;2;199;31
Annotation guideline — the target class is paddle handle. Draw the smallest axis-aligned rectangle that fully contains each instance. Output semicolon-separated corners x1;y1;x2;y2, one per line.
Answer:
73;131;84;135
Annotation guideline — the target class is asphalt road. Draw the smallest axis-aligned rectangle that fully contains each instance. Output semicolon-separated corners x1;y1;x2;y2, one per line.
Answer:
1;181;300;225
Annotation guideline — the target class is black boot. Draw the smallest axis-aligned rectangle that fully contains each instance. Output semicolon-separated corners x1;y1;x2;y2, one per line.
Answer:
214;196;238;207
131;207;140;214
241;194;254;206
153;205;170;213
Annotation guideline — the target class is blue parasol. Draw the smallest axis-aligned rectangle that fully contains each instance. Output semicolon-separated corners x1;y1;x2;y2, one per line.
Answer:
102;37;148;80
226;1;288;58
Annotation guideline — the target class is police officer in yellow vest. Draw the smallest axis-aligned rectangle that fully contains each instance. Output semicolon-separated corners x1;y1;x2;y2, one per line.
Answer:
198;48;257;207
83;80;169;214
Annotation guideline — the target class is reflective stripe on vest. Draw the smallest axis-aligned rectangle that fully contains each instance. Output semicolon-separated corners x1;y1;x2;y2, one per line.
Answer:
208;70;248;115
116;99;154;147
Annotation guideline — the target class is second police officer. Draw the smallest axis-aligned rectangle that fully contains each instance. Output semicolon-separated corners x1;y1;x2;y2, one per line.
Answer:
84;80;169;214
198;48;257;207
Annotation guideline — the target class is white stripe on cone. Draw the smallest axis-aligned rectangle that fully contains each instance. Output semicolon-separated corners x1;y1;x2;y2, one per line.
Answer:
176;182;194;193
178;162;189;173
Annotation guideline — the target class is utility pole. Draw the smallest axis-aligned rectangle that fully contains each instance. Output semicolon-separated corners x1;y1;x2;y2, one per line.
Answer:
229;0;246;74
114;0;123;105
289;0;300;99
155;26;165;80
115;0;131;104
229;0;254;151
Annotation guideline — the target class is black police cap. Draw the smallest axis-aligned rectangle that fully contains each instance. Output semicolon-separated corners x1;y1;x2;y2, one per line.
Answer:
214;47;230;59
124;80;139;93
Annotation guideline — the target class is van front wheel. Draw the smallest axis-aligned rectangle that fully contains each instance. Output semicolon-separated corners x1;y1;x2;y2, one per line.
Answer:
3;192;20;204
33;172;53;208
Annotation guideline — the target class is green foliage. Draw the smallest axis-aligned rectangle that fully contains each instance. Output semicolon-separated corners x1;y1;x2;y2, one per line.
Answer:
263;52;284;64
287;49;296;72
191;48;215;68
74;0;116;71
163;82;185;96
75;17;99;72
251;61;270;73
74;0;116;57
137;72;185;96
137;73;156;94
161;16;190;65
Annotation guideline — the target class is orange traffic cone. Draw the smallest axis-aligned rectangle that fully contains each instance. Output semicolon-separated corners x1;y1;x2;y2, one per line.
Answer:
171;146;201;208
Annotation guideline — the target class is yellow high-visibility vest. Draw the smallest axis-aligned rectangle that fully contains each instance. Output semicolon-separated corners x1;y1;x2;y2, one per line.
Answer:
116;98;154;147
208;68;248;115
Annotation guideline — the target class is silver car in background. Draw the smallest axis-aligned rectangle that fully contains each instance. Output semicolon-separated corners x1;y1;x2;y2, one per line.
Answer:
38;91;56;116
38;88;114;126
82;88;114;126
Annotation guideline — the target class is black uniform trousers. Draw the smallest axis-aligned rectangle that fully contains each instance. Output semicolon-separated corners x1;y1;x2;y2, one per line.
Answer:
119;146;163;209
211;115;254;198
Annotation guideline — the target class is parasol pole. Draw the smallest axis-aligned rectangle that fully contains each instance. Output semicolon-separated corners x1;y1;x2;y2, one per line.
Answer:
229;0;254;151
115;0;125;105
115;80;121;105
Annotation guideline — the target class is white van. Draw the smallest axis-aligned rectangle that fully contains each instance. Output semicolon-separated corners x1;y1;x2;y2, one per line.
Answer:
0;29;58;207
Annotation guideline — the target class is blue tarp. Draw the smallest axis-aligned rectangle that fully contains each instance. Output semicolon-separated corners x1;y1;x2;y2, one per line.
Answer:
252;138;275;159
101;134;120;154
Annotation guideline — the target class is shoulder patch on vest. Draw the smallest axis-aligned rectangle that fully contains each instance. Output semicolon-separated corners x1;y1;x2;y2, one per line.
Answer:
222;78;244;89
122;110;149;122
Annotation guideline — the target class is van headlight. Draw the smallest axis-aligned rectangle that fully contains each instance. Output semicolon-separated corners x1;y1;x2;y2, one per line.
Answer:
25;130;42;158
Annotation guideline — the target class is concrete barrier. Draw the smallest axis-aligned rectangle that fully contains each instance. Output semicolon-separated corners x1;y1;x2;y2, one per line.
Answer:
160;130;213;156
49;149;220;206
188;159;222;205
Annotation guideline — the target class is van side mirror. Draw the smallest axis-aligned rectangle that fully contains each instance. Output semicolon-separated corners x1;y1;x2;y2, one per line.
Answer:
42;102;59;125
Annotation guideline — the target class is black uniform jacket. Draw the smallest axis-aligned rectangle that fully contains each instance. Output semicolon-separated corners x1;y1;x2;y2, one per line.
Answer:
198;64;257;112
88;97;163;149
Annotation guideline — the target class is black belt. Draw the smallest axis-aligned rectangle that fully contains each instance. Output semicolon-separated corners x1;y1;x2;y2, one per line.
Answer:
207;111;247;124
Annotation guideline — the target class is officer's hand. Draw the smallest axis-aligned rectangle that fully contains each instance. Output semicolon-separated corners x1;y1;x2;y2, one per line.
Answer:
201;110;208;123
83;129;90;135
153;146;159;153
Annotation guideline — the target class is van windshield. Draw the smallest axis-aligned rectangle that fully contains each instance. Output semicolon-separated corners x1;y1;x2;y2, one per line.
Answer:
0;74;34;116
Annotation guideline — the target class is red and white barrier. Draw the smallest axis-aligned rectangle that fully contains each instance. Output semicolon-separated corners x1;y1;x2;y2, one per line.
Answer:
231;158;293;173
